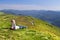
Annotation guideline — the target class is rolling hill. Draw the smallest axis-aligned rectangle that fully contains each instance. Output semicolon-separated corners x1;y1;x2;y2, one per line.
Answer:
0;12;60;40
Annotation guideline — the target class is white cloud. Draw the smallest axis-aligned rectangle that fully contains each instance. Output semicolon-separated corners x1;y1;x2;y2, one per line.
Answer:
0;4;60;10
0;4;43;10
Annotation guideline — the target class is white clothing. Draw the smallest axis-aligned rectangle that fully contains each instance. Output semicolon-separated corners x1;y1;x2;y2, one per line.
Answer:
14;26;20;29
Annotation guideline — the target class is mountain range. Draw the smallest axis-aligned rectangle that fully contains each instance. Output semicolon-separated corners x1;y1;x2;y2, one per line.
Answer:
0;9;60;27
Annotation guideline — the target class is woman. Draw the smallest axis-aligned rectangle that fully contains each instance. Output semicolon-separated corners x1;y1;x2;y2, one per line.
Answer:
11;19;26;30
11;19;20;30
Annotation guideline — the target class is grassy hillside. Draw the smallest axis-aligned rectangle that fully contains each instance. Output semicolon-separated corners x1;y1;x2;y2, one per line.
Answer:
0;12;60;40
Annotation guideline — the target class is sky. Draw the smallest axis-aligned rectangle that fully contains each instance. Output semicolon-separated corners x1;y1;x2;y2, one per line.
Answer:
0;0;60;10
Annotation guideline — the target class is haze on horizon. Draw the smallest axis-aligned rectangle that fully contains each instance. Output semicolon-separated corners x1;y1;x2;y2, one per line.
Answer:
0;0;60;11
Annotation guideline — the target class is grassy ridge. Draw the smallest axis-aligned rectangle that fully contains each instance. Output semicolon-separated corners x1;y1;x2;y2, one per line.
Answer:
0;12;60;40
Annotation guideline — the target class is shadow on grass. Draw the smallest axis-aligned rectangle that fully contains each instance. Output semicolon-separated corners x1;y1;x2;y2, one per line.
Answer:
1;27;13;30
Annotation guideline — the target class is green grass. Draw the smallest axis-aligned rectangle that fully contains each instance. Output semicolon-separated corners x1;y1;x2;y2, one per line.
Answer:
0;12;60;40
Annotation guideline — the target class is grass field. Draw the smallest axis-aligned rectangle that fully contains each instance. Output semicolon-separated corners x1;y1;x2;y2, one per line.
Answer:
0;12;60;40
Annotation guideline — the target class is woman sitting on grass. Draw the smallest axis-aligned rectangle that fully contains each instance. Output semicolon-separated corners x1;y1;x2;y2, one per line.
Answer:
11;19;26;30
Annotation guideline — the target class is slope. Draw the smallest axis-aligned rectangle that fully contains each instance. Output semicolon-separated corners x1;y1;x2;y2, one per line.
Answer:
0;12;60;40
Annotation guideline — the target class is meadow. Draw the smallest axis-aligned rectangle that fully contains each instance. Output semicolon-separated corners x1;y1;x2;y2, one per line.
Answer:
0;12;60;40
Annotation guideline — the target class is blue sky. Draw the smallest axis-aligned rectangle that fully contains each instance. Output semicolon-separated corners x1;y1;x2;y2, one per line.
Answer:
0;0;60;10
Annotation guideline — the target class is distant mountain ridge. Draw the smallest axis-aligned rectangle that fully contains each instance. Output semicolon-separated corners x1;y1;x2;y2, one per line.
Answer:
0;9;60;27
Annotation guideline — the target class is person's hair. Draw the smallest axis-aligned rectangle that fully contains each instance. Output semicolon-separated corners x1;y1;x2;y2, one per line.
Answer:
11;19;15;22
